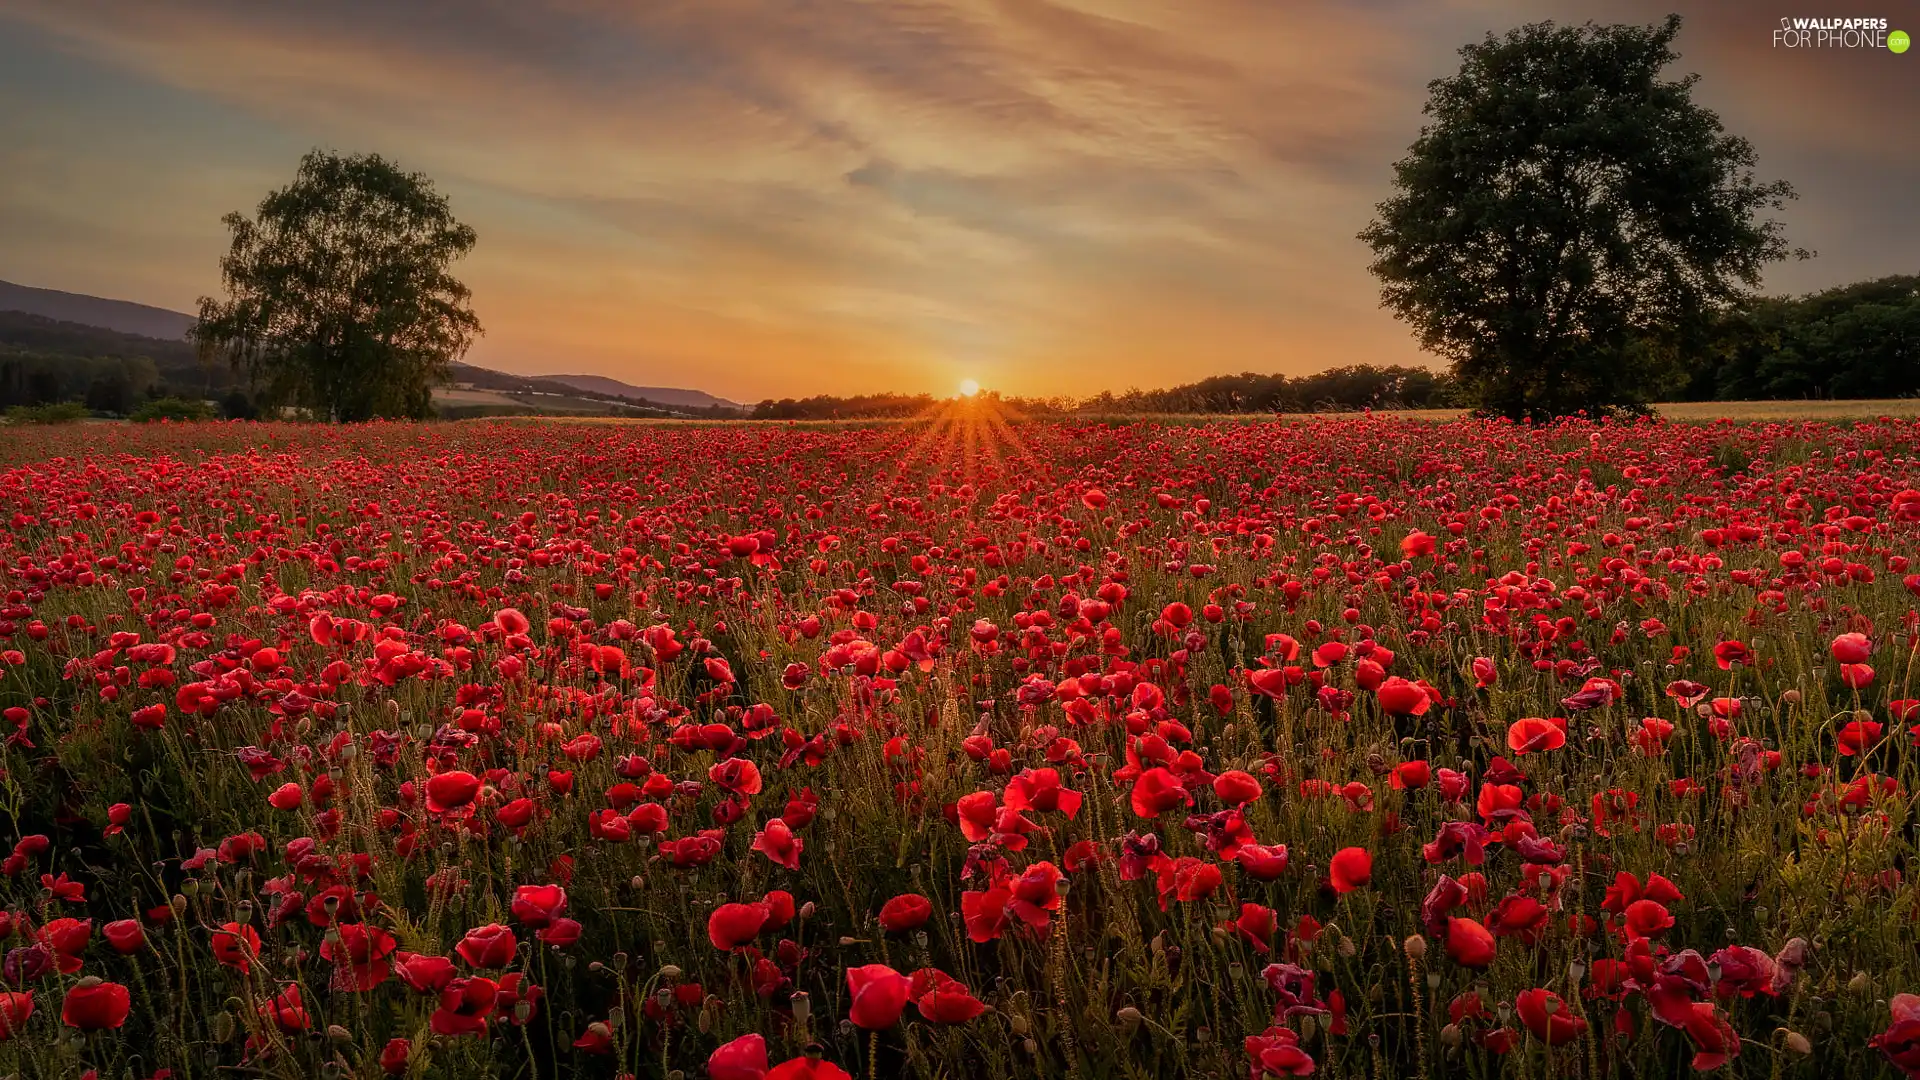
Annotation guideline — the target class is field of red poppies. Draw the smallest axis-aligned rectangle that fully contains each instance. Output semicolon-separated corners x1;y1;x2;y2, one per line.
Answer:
3;413;1920;1079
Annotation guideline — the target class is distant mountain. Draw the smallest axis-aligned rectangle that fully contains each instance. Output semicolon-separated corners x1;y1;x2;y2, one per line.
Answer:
0;279;742;413
0;279;197;341
534;373;741;411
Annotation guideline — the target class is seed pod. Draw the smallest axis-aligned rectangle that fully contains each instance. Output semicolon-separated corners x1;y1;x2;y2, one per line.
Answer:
1440;1024;1462;1048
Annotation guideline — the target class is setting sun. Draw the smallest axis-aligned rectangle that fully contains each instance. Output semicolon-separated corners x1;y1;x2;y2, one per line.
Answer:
958;378;981;397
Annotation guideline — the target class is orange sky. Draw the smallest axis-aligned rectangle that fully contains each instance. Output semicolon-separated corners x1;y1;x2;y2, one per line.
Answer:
1;0;1916;403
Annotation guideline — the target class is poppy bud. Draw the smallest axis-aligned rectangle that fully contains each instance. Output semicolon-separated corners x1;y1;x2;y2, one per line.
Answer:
1116;1007;1142;1027
1778;1029;1810;1055
1403;935;1427;962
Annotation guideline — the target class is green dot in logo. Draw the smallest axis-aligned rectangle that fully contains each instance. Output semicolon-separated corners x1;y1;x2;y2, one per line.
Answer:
1892;29;1912;53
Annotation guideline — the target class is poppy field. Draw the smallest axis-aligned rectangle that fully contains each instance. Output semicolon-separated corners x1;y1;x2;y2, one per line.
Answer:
6;413;1920;1079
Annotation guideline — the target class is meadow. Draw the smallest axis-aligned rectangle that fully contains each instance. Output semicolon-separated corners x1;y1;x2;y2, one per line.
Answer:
3;411;1920;1079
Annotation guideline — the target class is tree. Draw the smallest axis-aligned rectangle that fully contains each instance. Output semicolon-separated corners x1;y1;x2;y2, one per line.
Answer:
193;150;482;421
1358;16;1796;421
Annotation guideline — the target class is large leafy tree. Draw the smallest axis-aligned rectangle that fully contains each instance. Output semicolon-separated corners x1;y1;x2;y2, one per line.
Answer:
194;150;481;421
1359;16;1796;421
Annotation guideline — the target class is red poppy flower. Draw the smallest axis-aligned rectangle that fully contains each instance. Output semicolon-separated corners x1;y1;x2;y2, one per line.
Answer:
961;887;1011;942
752;819;803;869
1832;632;1873;663
1445;918;1497;968
1514;988;1587;1046
61;980;131;1030
321;923;398;991
1236;843;1290;880
710;757;762;795
1233;903;1277;952
395;952;457;994
1246;1025;1316;1076
454;924;517;969
510;884;568;929
1004;768;1083;818
1248;668;1290;699
1874;994;1920;1077
710;1033;769;1080
425;770;483;813
879;893;934;933
846;964;912;1029
0;992;32;1041
210;921;260;972
1712;640;1753;670
1328;847;1372;893
1838;720;1884;756
1129;767;1192;818
432;976;499;1037
102;918;145;954
1375;676;1430;716
259;983;310;1032
1212;769;1264;805
766;1057;854;1080
708;902;770;951
1506;717;1567;754
1622;899;1674;940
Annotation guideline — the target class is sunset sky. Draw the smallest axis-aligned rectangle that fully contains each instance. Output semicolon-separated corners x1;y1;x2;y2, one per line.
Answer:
1;1;1916;403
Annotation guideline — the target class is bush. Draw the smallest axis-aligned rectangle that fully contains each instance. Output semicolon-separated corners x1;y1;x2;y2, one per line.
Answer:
129;396;215;422
4;400;89;424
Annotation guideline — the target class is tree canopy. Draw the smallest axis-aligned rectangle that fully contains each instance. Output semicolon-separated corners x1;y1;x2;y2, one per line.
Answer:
193;150;481;421
1360;15;1796;421
1682;275;1920;401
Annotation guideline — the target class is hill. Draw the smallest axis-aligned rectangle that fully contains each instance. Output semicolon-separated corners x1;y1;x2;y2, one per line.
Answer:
535;374;740;411
0;279;197;341
0;280;741;416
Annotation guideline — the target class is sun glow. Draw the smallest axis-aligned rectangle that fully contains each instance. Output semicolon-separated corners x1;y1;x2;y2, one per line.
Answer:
958;378;981;397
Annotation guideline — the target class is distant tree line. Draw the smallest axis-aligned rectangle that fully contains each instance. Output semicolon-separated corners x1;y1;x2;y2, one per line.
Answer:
1075;365;1454;415
751;393;948;420
1677;275;1920;401
746;365;1455;420
0;311;258;418
0;351;159;414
